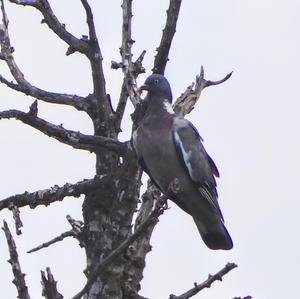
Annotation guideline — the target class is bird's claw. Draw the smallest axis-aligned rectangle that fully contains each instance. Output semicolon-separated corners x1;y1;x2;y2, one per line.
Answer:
169;177;182;194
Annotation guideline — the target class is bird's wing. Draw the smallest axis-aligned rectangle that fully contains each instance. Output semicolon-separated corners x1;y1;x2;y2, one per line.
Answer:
172;117;223;218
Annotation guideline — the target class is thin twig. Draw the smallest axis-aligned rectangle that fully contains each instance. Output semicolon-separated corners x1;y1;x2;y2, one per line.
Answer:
0;174;119;211
72;193;168;299
152;0;182;75
2;220;31;299
0;109;127;154
27;230;74;254
28;215;85;253
169;262;238;299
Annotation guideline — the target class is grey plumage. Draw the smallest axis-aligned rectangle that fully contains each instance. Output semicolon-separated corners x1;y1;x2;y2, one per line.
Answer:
132;74;233;250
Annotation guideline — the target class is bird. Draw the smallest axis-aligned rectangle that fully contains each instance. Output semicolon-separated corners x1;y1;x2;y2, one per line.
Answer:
132;73;233;250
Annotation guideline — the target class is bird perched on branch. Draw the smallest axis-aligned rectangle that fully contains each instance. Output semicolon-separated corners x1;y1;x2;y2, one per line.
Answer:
132;74;233;250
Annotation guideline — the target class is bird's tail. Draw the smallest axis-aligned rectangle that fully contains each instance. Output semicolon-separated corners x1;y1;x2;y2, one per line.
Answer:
193;214;233;250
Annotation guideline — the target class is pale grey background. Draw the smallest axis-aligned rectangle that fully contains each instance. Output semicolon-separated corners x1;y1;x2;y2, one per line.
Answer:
0;1;299;298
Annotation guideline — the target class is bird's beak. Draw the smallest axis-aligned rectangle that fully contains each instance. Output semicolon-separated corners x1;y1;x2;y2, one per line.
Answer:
136;84;150;95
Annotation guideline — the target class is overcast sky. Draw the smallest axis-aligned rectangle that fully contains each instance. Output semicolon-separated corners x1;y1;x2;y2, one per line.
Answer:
0;0;299;298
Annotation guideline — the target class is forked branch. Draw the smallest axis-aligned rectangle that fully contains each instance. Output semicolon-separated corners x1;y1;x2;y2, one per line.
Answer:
173;66;232;116
9;0;90;55
0;0;87;110
41;268;63;299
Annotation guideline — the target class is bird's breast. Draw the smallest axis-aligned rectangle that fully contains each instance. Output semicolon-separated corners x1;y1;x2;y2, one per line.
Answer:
136;115;188;192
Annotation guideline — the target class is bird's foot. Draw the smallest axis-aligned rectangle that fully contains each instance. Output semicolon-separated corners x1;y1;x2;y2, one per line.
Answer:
169;177;182;195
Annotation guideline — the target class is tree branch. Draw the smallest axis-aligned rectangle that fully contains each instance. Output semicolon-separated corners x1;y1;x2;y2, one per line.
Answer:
2;220;31;299
8;0;38;5
9;0;109;110
169;262;238;299
27;230;74;254
41;267;63;299
173;66;233;116
0;2;88;110
0;174;119;211
121;181;164;295
152;0;182;75
8;204;23;235
27;215;84;253
0;108;127;154
113;50;146;133
120;0;143;107
80;0;107;102
9;0;90;55
72;193;168;299
80;0;97;43
0;74;87;110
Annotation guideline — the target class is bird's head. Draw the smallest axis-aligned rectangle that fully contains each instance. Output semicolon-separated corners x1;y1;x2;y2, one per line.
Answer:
138;74;173;103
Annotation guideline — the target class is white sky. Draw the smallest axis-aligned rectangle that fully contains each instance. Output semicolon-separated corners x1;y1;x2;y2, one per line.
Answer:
0;0;299;298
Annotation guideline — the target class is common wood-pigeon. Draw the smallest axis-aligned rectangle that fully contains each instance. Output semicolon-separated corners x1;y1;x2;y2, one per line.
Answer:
132;74;233;250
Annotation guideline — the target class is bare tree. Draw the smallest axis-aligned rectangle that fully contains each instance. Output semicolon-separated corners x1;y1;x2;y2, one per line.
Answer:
0;1;238;298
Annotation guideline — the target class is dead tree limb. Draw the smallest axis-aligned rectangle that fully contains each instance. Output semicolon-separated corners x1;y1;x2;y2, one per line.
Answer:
80;0;107;102
28;215;85;253
152;0;182;75
113;50;146;134
9;0;90;55
120;0;142;107
169;262;238;299
0;1;87;110
173;66;233;116
41;267;63;299
2;220;31;299
0;175;119;211
0;108;127;154
27;230;74;254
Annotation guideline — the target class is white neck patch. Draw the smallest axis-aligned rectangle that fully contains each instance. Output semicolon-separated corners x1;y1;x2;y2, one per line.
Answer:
163;100;175;114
